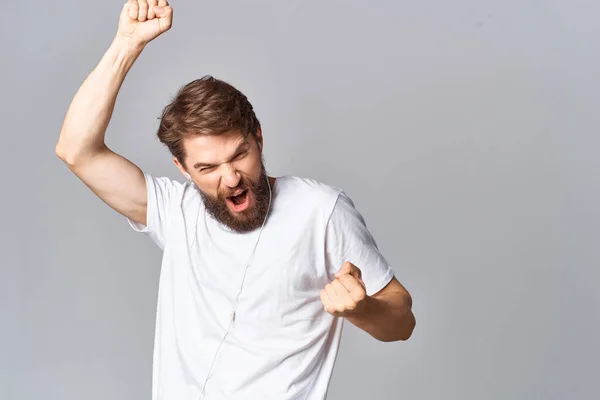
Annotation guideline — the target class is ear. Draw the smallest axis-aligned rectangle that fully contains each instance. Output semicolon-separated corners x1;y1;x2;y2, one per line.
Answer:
173;157;190;180
255;128;264;150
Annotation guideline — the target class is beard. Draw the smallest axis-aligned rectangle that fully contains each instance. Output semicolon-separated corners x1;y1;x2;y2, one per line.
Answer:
195;159;272;233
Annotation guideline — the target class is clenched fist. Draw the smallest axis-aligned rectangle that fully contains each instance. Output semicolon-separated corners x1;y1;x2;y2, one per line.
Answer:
320;261;368;318
117;0;173;47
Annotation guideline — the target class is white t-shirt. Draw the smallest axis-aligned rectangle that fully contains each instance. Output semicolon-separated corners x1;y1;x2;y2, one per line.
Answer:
127;173;394;400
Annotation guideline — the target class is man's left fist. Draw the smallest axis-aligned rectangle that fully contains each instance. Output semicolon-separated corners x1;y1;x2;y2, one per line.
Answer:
320;261;368;317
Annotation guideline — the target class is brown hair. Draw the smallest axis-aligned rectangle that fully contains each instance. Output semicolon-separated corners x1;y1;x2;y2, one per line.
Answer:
156;75;261;167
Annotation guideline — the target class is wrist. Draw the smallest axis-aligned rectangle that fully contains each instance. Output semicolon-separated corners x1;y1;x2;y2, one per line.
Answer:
106;35;145;72
345;295;375;320
111;34;146;56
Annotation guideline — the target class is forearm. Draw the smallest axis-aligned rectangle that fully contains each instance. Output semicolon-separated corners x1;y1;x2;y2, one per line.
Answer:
56;36;144;163
345;291;415;342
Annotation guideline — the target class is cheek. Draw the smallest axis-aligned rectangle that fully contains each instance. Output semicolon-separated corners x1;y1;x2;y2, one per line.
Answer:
237;156;261;177
196;177;220;197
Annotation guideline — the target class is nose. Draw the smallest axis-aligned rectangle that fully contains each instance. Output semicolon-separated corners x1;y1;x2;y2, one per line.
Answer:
221;163;241;189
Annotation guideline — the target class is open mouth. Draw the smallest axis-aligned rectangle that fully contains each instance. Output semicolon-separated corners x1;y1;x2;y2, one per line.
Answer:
226;189;250;212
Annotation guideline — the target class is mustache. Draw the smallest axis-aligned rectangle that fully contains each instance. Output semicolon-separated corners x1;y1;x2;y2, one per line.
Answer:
218;179;251;199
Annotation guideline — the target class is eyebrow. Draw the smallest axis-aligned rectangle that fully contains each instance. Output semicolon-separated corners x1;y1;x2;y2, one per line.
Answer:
192;137;250;170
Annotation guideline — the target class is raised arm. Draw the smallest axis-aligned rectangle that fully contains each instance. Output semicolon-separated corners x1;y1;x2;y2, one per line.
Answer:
55;0;173;226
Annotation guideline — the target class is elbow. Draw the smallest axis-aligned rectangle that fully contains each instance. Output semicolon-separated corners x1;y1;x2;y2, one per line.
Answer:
398;312;416;341
393;294;416;342
55;143;78;167
55;142;67;161
378;310;416;343
55;137;72;162
55;140;104;167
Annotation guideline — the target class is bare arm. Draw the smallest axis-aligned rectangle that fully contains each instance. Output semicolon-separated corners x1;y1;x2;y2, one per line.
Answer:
345;277;416;342
55;0;173;226
321;263;416;342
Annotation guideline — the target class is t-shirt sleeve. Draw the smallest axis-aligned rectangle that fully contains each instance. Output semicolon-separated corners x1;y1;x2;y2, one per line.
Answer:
324;191;395;296
126;172;181;250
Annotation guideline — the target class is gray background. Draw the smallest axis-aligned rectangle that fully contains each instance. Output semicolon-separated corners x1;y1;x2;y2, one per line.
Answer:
2;0;599;399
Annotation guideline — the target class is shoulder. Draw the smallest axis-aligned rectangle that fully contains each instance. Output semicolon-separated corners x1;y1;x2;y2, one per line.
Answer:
276;175;343;204
143;172;200;209
273;176;345;223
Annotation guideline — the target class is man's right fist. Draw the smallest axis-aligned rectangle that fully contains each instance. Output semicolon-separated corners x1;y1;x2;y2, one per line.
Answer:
117;0;173;47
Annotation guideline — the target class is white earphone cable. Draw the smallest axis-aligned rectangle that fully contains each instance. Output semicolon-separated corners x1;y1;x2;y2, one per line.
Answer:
198;173;272;400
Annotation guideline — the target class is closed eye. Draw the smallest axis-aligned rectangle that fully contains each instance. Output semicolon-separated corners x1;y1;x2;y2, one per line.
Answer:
198;150;248;172
235;150;248;159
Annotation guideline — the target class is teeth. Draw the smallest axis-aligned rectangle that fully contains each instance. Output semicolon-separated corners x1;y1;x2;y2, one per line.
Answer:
229;189;245;198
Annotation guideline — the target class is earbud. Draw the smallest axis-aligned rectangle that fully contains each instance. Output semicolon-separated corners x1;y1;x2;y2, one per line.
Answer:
186;173;191;180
